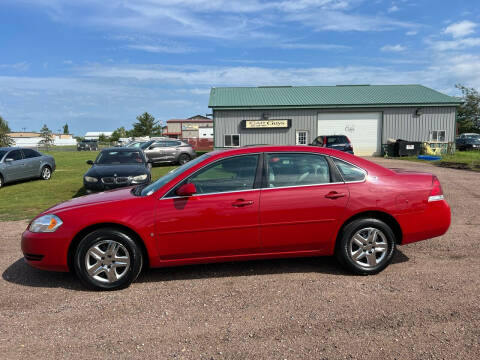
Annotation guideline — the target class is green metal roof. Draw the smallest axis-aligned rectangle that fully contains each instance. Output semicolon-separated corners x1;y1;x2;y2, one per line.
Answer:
208;85;462;109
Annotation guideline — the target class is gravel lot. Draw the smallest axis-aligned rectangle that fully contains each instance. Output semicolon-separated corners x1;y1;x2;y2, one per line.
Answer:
1;158;479;360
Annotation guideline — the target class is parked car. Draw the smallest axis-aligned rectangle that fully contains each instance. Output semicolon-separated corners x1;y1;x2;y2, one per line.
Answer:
311;135;354;154
143;139;196;165
83;148;151;193
22;146;451;290
0;147;55;188
77;139;99;151
456;133;480;151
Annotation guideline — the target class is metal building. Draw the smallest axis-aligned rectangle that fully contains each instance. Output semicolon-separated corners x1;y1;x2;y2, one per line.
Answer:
208;85;462;156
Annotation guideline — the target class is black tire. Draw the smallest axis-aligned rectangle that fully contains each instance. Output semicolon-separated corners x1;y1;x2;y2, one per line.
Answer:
74;228;143;291
40;165;52;180
0;174;3;188
178;153;190;165
335;218;396;275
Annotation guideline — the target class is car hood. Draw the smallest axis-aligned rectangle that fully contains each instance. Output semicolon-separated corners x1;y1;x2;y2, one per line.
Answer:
42;187;136;214
85;164;148;178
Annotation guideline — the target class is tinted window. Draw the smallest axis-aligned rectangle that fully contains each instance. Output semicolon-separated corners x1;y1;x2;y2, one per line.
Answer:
332;158;366;182
0;150;7;160
181;155;259;195
23;149;41;158
266;153;331;188
165;141;181;147
312;136;323;145
96;151;144;164
327;136;348;144
7;150;23;161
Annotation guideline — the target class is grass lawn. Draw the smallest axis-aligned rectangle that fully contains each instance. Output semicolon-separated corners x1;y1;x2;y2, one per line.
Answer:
0;150;177;221
391;151;480;170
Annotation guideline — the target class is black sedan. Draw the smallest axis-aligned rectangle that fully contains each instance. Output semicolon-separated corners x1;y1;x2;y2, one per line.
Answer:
83;148;151;193
456;133;480;151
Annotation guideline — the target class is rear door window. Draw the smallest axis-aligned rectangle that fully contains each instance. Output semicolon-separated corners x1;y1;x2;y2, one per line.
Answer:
22;149;41;158
332;158;366;182
266;153;331;188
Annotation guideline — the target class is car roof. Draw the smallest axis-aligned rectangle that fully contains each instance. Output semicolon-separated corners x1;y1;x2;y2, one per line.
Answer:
0;147;20;151
207;145;395;176
101;147;144;152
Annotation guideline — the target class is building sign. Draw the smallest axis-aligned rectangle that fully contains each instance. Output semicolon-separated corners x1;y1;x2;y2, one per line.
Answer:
241;119;291;129
182;124;199;131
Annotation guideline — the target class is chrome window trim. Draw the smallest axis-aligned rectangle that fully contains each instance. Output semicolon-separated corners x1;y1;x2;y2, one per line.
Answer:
261;181;345;191
160;153;261;200
162;187;260;200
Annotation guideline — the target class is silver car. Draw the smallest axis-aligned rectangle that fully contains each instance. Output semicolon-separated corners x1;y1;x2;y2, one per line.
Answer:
0;147;56;188
143;139;197;165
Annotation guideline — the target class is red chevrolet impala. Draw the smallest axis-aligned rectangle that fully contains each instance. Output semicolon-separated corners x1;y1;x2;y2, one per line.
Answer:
22;146;451;290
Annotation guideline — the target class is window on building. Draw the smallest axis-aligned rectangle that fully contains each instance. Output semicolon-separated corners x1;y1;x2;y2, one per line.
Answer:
296;130;309;145
430;130;446;142
224;134;240;147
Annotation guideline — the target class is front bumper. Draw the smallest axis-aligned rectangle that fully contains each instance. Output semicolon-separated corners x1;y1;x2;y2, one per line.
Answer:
21;229;70;272
83;178;149;193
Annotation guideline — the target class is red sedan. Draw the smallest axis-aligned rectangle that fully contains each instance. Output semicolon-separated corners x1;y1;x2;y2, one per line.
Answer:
22;146;451;290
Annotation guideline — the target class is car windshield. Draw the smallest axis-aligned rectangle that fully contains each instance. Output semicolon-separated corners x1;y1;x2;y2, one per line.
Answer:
95;150;144;165
140;153;211;196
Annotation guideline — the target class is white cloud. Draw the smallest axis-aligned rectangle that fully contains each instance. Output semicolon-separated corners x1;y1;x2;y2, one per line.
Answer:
380;44;406;52
278;43;350;50
387;5;399;13
0;62;30;71
126;44;195;54
444;20;477;38
430;37;480;51
406;30;417;36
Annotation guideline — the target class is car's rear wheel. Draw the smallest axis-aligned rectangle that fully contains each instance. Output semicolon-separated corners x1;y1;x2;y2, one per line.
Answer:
178;153;190;165
41;166;52;180
0;175;3;188
74;228;143;291
335;218;396;275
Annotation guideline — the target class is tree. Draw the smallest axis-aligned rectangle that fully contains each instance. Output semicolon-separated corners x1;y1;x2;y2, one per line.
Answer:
39;124;54;149
0;116;14;147
98;133;109;143
456;84;480;134
132;112;161;136
63;123;69;134
110;127;127;142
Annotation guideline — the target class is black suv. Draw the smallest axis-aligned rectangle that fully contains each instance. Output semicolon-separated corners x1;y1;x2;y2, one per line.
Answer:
311;135;354;154
456;133;480;151
77;139;99;151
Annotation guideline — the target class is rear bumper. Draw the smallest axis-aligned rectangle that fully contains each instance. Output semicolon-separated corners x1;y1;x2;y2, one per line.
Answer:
21;230;70;272
397;200;451;245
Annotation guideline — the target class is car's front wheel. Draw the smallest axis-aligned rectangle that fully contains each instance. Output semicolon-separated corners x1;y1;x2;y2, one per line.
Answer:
335;218;396;275
74;228;143;291
0;175;3;188
40;166;52;180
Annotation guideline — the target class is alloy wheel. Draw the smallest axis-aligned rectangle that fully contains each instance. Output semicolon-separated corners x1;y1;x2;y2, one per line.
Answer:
84;240;131;283
348;227;389;268
42;167;51;180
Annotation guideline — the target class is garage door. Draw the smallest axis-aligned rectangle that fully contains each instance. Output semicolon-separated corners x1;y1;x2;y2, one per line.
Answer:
318;112;382;156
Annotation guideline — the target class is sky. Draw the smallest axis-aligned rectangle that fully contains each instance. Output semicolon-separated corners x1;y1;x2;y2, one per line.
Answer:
0;0;479;136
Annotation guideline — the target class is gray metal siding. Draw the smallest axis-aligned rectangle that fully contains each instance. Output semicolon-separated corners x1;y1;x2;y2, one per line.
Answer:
213;106;456;148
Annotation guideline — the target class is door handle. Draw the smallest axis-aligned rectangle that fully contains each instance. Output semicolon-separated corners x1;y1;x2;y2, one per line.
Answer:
325;191;346;199
232;199;254;207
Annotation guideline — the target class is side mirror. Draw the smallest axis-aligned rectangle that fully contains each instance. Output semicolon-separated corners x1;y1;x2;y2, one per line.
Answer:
176;183;197;197
4;158;13;163
86;160;94;165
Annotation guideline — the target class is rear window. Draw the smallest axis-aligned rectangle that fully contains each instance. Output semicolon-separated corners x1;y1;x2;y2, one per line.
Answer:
332;158;366;182
328;136;348;144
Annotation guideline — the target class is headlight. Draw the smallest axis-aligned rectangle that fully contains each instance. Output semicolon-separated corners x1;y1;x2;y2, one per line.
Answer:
29;215;63;233
131;174;148;183
84;176;98;183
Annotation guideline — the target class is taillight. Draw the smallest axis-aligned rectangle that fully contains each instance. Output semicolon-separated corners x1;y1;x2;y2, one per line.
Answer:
428;176;444;202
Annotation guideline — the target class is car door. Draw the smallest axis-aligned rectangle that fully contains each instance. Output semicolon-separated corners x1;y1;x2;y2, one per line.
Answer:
3;149;26;182
144;142;165;163
21;149;41;177
163;140;180;162
259;152;349;253
155;154;261;260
